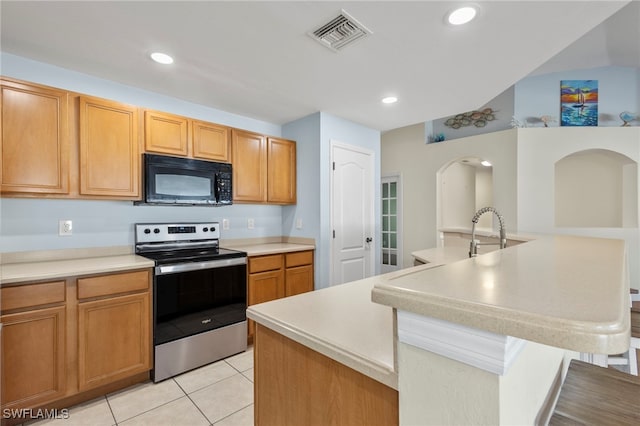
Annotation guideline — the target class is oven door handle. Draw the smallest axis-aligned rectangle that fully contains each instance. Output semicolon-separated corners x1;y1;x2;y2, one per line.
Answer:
156;257;247;275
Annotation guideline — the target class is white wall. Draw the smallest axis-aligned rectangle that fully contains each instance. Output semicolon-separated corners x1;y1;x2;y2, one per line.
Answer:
517;127;640;289
440;162;476;229
382;127;518;268
555;150;635;228
475;167;494;228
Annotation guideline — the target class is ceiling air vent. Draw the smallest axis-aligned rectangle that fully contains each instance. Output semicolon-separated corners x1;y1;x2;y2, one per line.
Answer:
309;10;372;52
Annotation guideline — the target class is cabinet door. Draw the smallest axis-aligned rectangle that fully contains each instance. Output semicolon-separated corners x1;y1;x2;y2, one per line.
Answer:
77;292;150;391
1;306;66;409
144;110;188;156
79;96;140;197
247;269;284;337
192;120;230;162
1;80;69;194
285;265;314;297
267;137;296;204
232;129;267;202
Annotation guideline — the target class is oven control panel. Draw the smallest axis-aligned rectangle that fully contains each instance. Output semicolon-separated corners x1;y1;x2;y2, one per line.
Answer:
135;222;220;243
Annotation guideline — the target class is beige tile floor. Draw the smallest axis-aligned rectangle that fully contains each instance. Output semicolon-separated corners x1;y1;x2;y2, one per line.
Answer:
28;348;254;426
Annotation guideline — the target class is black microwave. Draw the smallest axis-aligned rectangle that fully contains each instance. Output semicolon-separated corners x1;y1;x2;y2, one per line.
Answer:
140;153;232;206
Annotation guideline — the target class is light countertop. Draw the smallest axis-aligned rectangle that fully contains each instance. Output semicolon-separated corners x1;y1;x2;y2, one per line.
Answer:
412;246;473;266
247;273;400;389
249;235;630;389
374;235;630;355
248;264;443;390
438;227;537;242
0;240;314;285
1;254;155;285
224;242;314;257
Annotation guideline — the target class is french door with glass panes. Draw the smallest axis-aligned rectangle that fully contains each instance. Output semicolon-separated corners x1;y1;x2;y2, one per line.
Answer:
381;175;402;273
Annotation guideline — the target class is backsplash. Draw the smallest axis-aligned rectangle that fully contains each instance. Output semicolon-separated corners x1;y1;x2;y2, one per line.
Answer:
0;198;283;252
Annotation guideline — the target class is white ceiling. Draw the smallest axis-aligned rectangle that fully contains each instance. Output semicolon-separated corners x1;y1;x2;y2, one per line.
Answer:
1;1;637;132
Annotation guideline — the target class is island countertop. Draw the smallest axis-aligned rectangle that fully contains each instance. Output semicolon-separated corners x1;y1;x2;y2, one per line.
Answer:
373;235;630;354
248;275;396;389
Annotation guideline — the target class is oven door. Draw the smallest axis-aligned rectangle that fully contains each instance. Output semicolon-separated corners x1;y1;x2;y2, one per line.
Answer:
153;258;247;346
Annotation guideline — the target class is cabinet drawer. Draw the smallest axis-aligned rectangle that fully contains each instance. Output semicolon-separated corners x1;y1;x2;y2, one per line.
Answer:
78;270;150;300
285;250;313;268
249;254;283;274
1;280;66;311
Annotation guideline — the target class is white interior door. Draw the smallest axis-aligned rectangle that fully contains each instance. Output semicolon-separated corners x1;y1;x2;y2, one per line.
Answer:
331;141;374;286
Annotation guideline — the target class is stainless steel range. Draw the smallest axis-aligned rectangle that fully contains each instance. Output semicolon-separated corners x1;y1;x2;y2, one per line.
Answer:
135;222;247;382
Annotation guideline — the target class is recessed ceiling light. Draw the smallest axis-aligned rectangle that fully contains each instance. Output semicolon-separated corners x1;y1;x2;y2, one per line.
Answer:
382;96;398;104
150;52;174;65
481;160;492;167
447;6;478;25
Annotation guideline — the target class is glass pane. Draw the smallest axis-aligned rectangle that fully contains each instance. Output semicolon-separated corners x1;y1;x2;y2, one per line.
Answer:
382;183;388;198
383;200;388;215
383;216;389;232
390;199;397;215
382;233;389;248
390;253;397;266
156;174;211;196
390;182;397;198
382;252;389;265
390;233;397;249
390;216;397;232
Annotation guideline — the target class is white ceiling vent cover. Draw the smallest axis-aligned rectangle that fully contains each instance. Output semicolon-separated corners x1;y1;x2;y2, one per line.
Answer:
309;10;372;52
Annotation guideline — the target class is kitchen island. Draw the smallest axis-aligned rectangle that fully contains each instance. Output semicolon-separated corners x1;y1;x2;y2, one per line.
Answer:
247;235;630;425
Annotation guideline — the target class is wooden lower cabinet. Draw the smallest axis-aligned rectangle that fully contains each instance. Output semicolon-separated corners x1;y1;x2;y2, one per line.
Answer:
248;265;285;339
254;324;398;426
1;306;67;410
284;250;314;297
247;250;314;340
78;292;150;391
0;269;152;421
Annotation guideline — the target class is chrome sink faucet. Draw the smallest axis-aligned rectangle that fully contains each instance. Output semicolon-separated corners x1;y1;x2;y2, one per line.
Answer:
469;207;506;257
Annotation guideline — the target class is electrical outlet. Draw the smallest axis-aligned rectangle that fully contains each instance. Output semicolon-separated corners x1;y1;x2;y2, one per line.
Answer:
247;218;255;229
296;218;303;229
59;220;73;236
222;219;230;230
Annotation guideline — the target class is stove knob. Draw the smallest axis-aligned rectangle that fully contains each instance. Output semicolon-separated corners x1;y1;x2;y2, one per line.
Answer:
154;228;160;234
211;226;216;232
144;228;151;234
203;227;209;232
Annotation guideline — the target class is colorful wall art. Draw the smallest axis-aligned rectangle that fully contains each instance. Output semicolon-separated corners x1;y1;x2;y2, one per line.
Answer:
560;80;598;126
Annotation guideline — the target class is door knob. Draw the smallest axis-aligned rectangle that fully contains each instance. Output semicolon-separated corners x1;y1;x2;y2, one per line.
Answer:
365;237;373;243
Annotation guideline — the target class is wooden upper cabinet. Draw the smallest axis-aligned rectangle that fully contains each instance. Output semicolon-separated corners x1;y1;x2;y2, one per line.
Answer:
79;96;140;198
144;111;231;162
232;129;267;202
267;137;296;204
144;110;189;156
232;131;297;204
192;120;230;162
1;79;69;194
